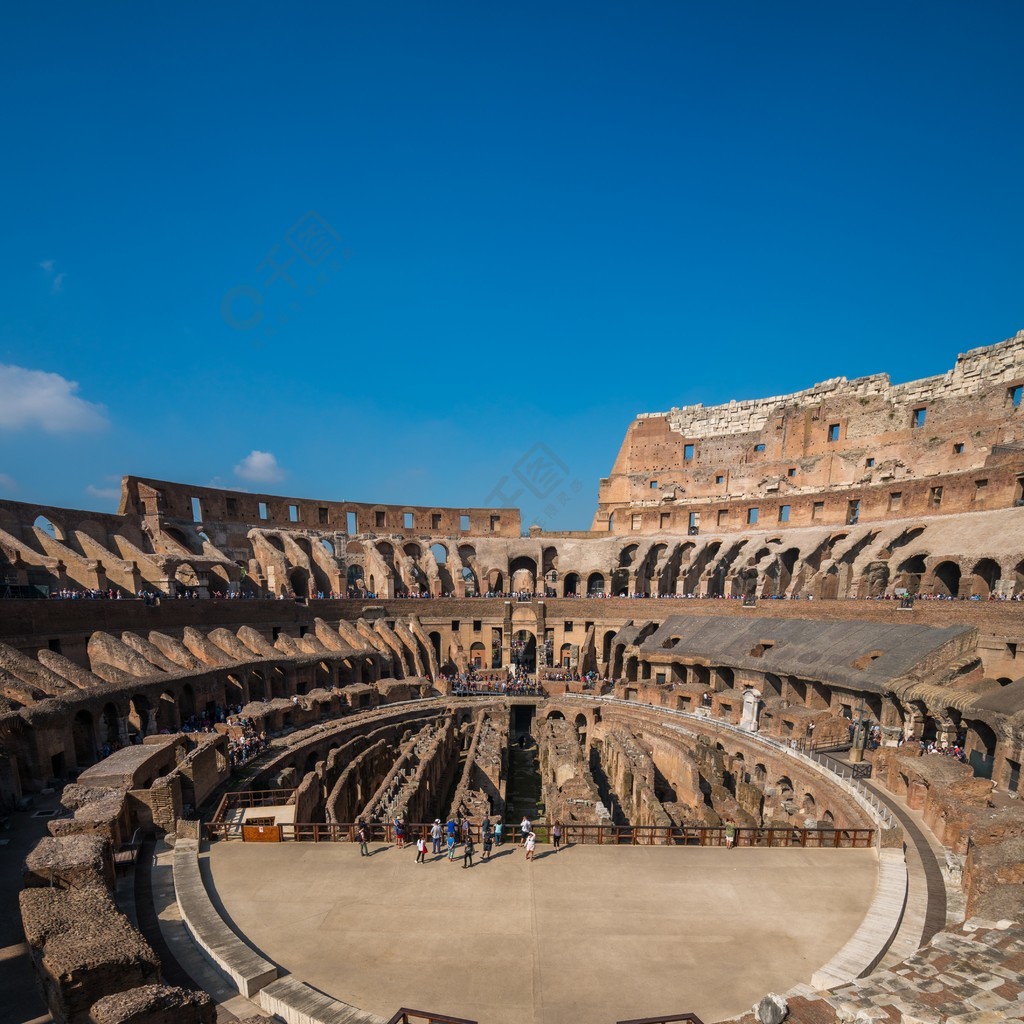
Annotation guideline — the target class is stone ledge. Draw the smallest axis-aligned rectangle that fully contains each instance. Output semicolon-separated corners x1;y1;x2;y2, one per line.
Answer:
172;839;278;999
810;847;908;990
257;976;385;1024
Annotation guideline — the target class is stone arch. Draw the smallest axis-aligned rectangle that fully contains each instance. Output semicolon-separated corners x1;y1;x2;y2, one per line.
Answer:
226;673;245;705
509;555;538;594
563;572;580;597
587;572;606;596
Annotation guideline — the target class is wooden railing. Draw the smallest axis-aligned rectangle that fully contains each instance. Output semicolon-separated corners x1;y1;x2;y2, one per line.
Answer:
209;788;296;824
206;813;874;848
617;1014;705;1024
386;1010;478;1024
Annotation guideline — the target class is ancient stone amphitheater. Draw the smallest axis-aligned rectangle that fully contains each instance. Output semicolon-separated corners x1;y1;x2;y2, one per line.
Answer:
2;332;1024;1024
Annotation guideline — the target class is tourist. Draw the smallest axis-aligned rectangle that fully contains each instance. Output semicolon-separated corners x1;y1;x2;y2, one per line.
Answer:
494;819;503;846
446;832;457;862
415;836;427;863
520;815;531;847
430;818;442;855
482;828;493;861
552;819;562;852
525;831;537;861
446;817;457;846
725;822;736;849
463;835;475;868
357;820;369;857
394;816;405;848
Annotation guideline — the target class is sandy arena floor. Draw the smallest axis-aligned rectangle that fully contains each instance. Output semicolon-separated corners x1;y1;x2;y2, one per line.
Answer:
206;839;879;1024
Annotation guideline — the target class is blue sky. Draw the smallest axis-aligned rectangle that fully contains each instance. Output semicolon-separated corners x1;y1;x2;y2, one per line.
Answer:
1;2;1022;531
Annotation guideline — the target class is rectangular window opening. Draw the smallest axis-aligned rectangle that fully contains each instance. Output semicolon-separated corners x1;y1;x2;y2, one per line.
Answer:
717;509;729;526
258;501;268;520
912;408;927;428
490;515;500;532
1010;385;1023;408
787;467;796;477
812;501;825;520
660;512;671;529
226;497;238;516
460;514;470;531
754;443;766;453
778;505;790;523
288;504;299;523
953;442;965;454
375;510;386;528
631;514;643;530
403;512;414;529
346;511;358;534
827;424;840;442
889;492;902;511
683;443;695;461
747;507;759;525
190;497;202;522
432;513;442;529
865;458;875;468
318;507;329;525
930;486;943;507
716;474;725;484
650;480;658;489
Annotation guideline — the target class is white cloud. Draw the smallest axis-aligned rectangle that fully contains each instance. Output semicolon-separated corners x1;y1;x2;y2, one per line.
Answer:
86;484;121;501
0;364;109;432
39;259;65;293
234;450;285;483
0;473;16;493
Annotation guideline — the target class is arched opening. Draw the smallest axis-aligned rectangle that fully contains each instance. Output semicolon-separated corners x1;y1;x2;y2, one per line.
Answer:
226;673;245;706
575;713;588;746
33;514;64;541
932;561;961;599
511;630;536;673
509;555;538;594
486;569;504;595
249;671;266;702
72;710;96;765
587;572;606;596
469;641;485;669
430;543;448;565
965;719;998;780
289;567;309;599
271;667;288;699
428;631;442;664
175;562;200;592
896;554;928;595
602;629;616;665
971;558;1001;597
180;684;196;722
563;572;580;597
559;643;572;669
101;702;120;749
128;694;151;738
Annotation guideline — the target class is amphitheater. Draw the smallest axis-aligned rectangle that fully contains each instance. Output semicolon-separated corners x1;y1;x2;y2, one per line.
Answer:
3;331;1024;1024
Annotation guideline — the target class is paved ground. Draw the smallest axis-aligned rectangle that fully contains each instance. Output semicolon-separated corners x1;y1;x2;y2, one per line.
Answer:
0;796;59;1024
206;840;879;1024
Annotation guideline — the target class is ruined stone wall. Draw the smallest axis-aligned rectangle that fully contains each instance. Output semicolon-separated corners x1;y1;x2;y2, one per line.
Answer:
448;706;508;820
536;716;608;825
595;330;1024;533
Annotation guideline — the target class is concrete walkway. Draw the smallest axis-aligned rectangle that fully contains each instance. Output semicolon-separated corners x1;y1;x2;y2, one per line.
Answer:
206;840;878;1024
